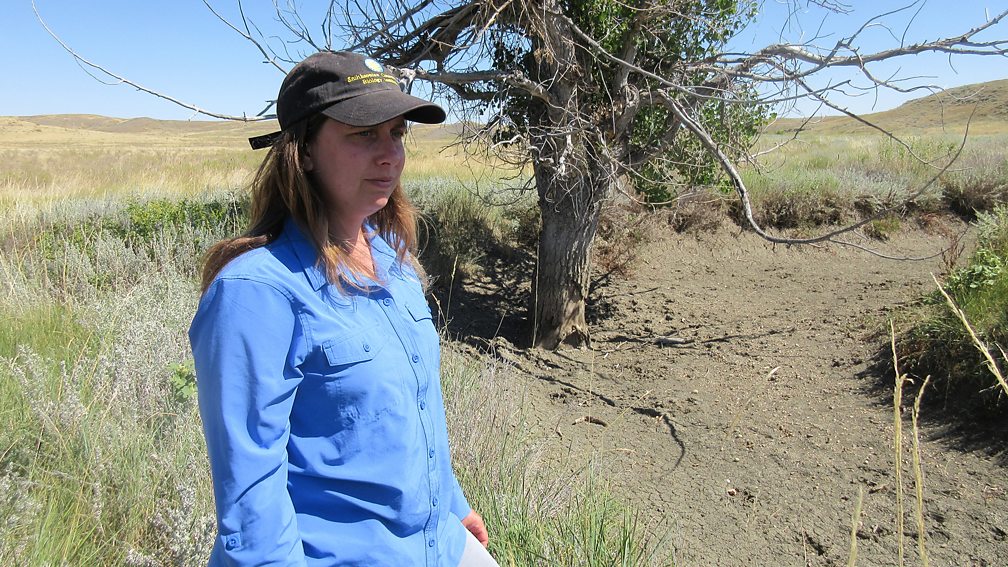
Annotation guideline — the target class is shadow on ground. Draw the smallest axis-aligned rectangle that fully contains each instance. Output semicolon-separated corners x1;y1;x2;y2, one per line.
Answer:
427;245;537;349
859;338;1008;463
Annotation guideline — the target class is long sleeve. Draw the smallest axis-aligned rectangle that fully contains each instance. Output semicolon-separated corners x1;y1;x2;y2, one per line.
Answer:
190;277;307;566
448;473;472;521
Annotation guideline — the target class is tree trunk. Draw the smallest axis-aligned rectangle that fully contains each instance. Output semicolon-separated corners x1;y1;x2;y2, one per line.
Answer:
527;5;611;349
530;132;610;349
532;186;603;349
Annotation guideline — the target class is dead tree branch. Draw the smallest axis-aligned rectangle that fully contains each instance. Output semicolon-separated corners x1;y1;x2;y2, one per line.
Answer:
32;0;275;122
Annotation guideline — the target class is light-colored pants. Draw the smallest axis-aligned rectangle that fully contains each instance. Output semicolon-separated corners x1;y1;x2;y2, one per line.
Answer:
458;530;500;567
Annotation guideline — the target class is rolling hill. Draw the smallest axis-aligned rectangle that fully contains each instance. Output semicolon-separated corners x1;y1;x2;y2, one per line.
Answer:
4;78;1006;146
768;79;1008;135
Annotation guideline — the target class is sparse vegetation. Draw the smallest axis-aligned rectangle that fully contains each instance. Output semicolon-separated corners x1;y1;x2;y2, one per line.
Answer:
896;205;1008;418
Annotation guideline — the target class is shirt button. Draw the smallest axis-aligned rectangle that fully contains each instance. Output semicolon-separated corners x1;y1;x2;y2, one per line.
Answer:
224;535;239;550
411;354;420;363
428;448;435;458
432;497;439;507
428;539;435;548
362;342;371;352
382;298;392;306
419;400;426;410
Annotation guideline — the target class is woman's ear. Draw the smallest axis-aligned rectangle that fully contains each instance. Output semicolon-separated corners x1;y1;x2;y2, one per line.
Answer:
302;148;314;172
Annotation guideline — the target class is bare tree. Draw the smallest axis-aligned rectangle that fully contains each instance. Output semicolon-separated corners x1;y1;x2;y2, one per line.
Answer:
37;0;1008;349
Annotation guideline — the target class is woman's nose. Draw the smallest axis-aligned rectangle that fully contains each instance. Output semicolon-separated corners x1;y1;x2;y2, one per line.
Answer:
375;132;405;165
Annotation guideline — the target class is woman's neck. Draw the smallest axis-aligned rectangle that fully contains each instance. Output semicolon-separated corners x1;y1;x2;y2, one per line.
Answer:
328;218;376;282
327;215;367;245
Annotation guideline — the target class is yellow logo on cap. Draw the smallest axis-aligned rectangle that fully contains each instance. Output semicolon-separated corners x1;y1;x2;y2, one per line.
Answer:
364;58;384;73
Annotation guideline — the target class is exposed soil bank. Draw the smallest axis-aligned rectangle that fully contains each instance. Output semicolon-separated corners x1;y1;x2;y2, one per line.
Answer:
450;223;1006;566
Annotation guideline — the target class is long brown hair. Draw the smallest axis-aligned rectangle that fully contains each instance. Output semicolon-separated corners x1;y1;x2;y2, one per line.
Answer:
200;115;425;293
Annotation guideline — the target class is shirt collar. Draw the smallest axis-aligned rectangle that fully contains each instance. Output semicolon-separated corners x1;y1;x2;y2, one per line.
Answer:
281;217;328;291
281;217;402;292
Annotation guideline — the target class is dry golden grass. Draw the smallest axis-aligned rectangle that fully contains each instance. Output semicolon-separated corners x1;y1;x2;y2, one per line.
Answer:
0;116;509;210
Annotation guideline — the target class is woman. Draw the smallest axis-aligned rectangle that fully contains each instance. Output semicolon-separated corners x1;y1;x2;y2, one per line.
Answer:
189;50;496;566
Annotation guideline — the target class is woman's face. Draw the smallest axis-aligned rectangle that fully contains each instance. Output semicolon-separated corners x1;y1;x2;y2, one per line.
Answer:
304;116;407;232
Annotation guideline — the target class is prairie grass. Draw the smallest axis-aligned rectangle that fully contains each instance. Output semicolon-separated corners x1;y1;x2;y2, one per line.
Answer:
0;190;661;566
442;348;670;566
737;132;1008;230
0;121;505;208
0;146;260;206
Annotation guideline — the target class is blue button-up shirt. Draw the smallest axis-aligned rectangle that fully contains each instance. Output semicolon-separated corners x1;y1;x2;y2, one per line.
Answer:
190;219;471;566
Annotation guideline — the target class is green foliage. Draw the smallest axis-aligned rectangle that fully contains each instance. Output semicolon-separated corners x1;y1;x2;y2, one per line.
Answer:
636;90;770;205
480;0;767;204
579;0;767;205
35;195;247;282
898;205;1008;416
945;248;1004;292
863;215;902;241
116;198;244;245
170;360;198;405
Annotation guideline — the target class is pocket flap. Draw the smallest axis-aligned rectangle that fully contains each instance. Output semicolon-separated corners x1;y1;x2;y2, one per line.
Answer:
406;301;433;322
323;330;382;366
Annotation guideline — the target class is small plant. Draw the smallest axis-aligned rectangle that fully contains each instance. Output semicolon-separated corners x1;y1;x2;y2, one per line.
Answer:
896;205;1008;418
169;359;198;405
863;215;902;241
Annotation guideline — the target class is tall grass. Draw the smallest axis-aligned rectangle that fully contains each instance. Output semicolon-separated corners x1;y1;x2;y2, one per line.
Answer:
408;178;538;289
735;132;1008;230
0;193;661;566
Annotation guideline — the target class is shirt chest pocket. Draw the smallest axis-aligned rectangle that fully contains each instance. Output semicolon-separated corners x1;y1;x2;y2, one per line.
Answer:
322;328;386;368
404;300;435;327
313;328;405;426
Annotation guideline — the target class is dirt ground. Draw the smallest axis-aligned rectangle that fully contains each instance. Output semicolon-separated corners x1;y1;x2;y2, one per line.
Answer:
445;220;1007;566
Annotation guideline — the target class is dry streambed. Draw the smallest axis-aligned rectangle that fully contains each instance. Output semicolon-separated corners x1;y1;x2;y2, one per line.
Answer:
476;224;1005;566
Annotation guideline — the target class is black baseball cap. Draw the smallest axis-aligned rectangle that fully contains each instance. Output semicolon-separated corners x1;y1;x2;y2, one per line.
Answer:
248;51;446;149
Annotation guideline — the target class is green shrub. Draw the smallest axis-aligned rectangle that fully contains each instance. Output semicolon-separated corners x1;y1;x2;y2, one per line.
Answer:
898;205;1008;415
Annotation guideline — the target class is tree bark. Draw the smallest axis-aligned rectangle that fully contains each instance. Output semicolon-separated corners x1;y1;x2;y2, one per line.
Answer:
530;130;609;349
533;186;603;349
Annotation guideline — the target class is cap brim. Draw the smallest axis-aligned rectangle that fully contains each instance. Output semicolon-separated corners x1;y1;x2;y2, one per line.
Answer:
248;90;446;149
249;131;282;150
320;90;446;127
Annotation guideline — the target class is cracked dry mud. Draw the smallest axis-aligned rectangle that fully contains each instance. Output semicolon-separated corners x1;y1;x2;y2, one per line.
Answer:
458;223;1006;566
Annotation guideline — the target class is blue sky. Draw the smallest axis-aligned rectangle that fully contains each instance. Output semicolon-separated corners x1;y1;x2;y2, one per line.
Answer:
3;1;1006;121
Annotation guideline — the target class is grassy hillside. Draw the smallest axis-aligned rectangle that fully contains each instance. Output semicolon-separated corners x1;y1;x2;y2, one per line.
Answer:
4;115;458;147
769;79;1008;135
0;115;500;206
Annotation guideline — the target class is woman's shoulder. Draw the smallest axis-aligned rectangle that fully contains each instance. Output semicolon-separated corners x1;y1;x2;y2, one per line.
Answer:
209;234;308;296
